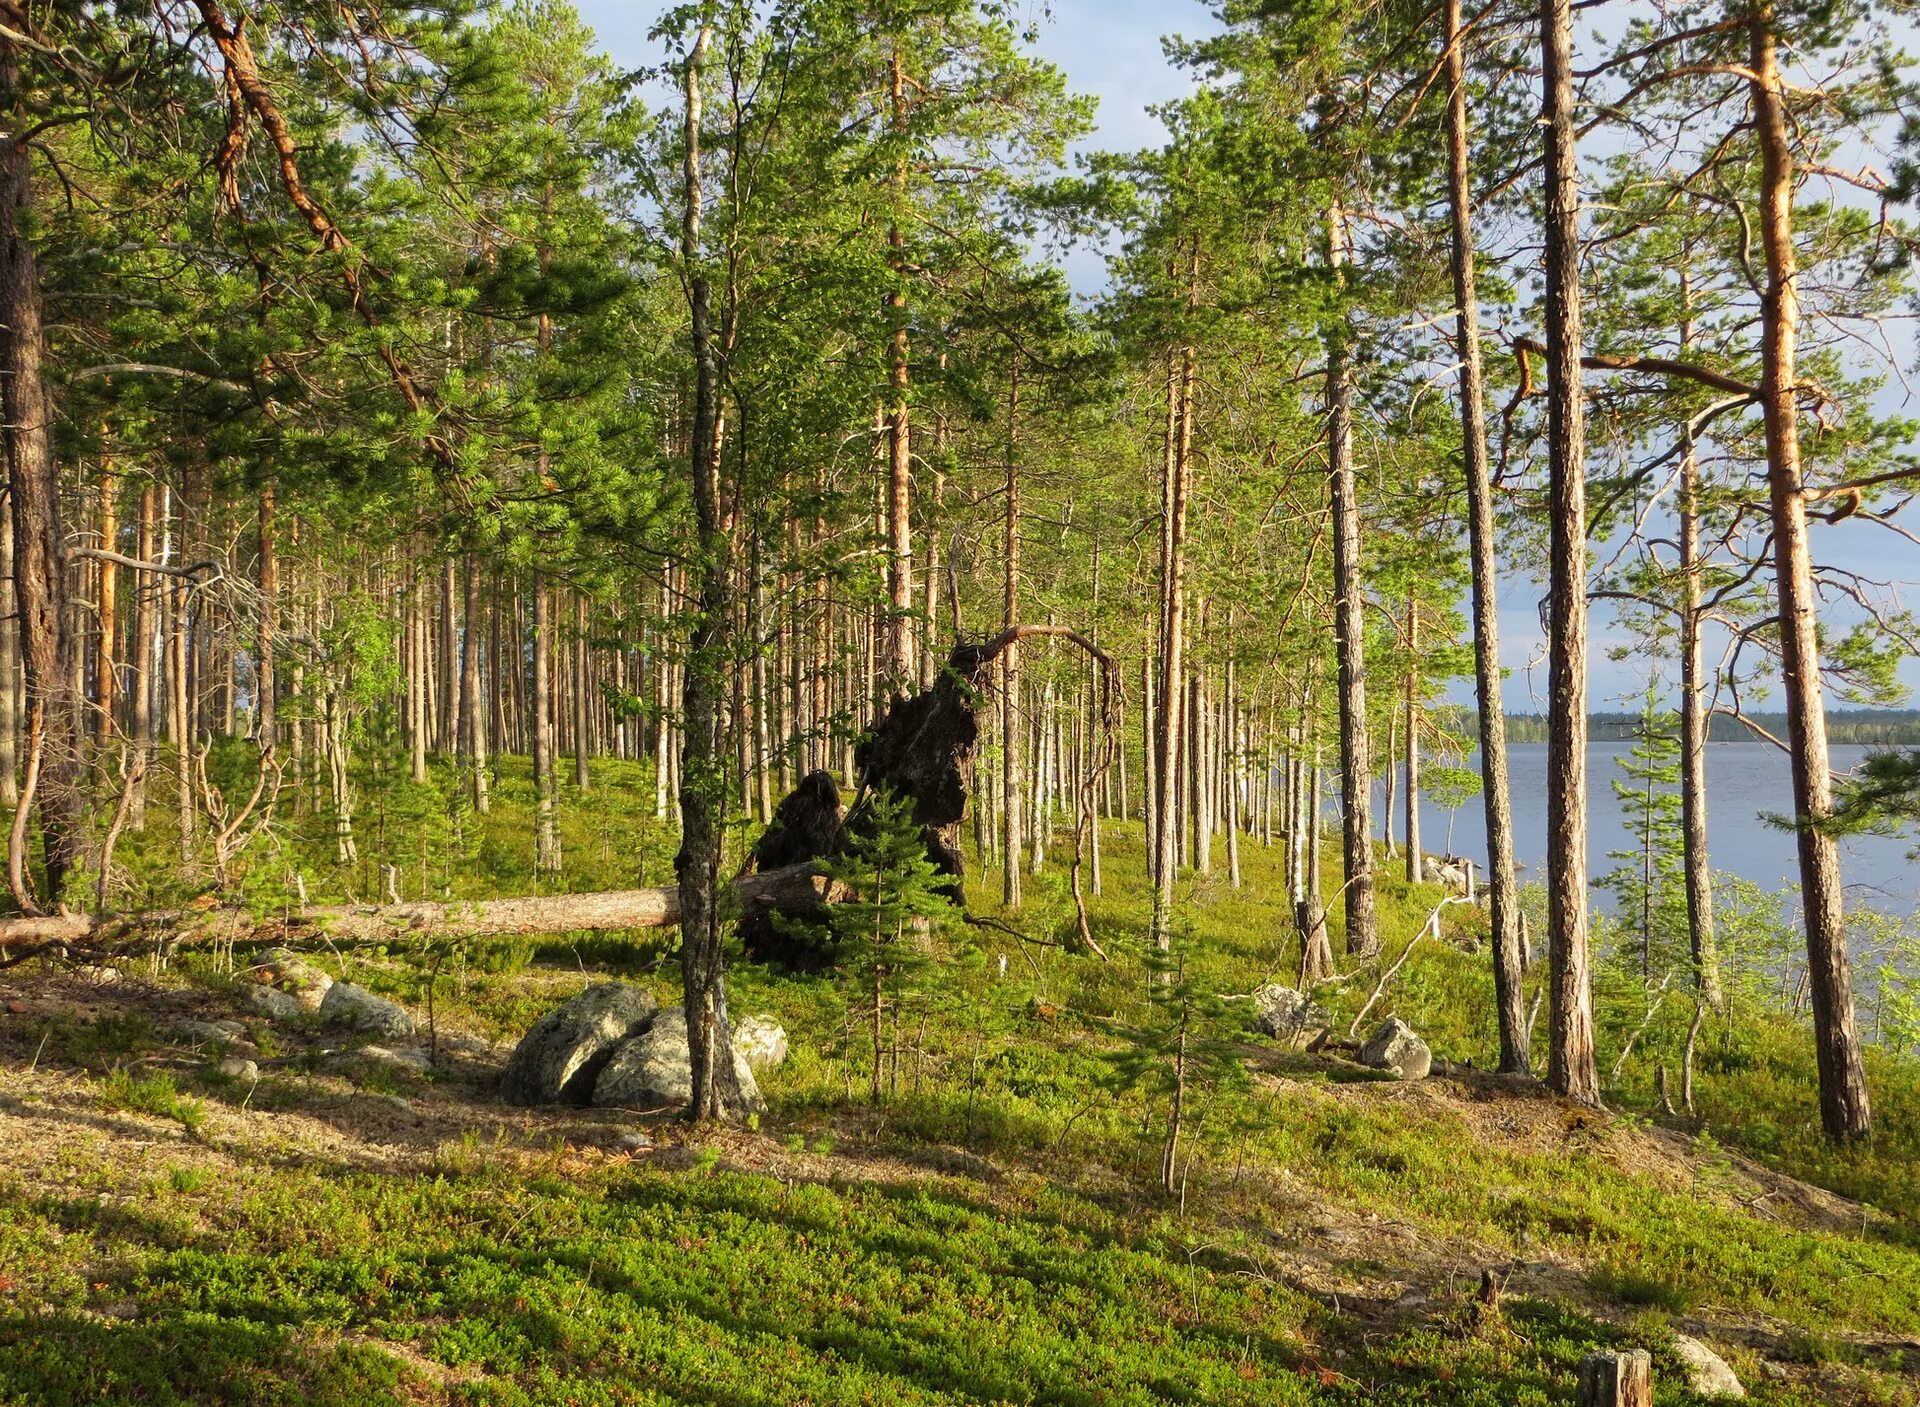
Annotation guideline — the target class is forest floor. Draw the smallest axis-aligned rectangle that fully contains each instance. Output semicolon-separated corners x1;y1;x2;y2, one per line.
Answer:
1;767;1918;1405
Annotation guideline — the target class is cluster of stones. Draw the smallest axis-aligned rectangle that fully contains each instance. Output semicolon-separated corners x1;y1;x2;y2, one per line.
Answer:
1250;983;1433;1080
500;982;785;1112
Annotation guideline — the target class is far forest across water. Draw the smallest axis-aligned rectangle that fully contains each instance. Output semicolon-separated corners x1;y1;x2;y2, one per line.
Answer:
1490;710;1920;745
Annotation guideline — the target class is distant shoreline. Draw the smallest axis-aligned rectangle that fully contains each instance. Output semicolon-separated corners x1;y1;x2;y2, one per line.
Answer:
1450;709;1920;746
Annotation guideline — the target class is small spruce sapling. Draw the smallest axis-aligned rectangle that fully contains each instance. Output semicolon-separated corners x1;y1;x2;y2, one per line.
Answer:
779;789;960;1101
1105;932;1253;1196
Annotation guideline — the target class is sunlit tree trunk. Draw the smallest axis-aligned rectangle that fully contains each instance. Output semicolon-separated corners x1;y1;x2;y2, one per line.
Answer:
1748;6;1869;1141
1540;0;1599;1104
1325;202;1377;958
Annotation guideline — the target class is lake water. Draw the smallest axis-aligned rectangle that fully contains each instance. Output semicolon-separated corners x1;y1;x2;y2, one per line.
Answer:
1375;742;1918;916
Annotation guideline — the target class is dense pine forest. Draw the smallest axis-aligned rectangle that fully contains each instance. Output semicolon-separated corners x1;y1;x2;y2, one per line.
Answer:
3;1;1920;1403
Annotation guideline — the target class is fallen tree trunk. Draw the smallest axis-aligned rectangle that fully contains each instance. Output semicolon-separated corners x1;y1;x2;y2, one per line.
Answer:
0;863;836;962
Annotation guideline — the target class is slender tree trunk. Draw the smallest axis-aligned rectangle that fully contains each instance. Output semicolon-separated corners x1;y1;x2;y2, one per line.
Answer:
256;481;278;748
1445;0;1527;1072
1748;8;1869;1142
1674;269;1725;1014
1002;366;1023;909
1152;332;1194;957
462;556;490;813
1326;202;1377;958
1541;0;1599;1104
1404;593;1422;884
882;44;916;694
0;111;83;903
128;484;155;827
677;26;751;1121
0;497;15;809
574;592;592;793
532;573;560;873
94;469;119;753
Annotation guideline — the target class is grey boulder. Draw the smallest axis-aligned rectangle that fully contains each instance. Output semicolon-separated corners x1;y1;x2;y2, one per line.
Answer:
1359;1017;1432;1080
1251;984;1330;1049
247;948;333;1010
501;982;657;1106
1672;1336;1744;1399
731;1014;789;1071
241;983;305;1020
215;1056;259;1082
171;1018;248;1047
592;1008;762;1112
318;981;415;1039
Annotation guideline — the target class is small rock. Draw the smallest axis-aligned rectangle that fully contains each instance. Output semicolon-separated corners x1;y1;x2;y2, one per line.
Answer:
1250;984;1331;1048
1672;1335;1745;1399
616;1131;654;1151
360;1044;433;1073
378;1094;415;1115
1391;1289;1428;1309
731;1014;788;1071
4;999;28;1015
247;947;333;1010
318;981;415;1039
215;1056;259;1082
240;984;304;1021
593;1008;762;1112
501;982;657;1106
1360;1017;1432;1080
171;1018;248;1046
73;964;122;987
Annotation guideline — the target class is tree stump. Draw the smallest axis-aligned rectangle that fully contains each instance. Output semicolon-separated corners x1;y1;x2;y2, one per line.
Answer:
1577;1350;1651;1407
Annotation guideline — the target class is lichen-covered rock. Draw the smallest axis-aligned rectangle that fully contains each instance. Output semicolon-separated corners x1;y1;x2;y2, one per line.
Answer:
731;1014;788;1071
501;982;657;1106
241;983;304;1020
1672;1336;1744;1399
359;1044;433;1073
1250;984;1330;1049
318;981;415;1039
247;947;333;1010
592;1008;762;1112
171;1018;248;1046
1359;1017;1432;1080
215;1056;259;1082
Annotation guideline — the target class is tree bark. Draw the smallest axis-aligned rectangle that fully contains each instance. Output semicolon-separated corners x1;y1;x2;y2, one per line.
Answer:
0;860;839;951
1675;268;1724;1014
1540;0;1599;1104
677;25;752;1121
574;592;592;792
94;469;119;752
0;110;84;904
882;44;916;695
532;572;560;872
1326;202;1377;959
1002;365;1023;909
1748;7;1870;1142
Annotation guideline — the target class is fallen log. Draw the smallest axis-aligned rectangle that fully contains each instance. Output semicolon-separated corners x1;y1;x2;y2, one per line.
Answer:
0;863;836;963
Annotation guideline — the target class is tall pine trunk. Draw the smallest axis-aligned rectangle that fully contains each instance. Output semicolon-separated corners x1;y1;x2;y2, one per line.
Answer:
1748;7;1869;1142
1325;203;1377;958
1;115;84;903
1540;0;1599;1104
677;25;751;1121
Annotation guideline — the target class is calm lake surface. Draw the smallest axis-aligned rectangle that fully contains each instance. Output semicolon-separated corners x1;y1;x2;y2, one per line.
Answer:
1378;742;1918;915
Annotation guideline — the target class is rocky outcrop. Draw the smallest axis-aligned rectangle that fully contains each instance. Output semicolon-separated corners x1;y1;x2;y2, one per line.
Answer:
500;982;657;1106
1359;1017;1432;1080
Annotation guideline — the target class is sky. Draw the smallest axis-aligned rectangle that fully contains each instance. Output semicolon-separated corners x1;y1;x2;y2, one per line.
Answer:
571;0;1919;715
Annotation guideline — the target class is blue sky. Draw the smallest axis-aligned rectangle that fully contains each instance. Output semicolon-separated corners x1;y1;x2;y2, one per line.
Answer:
572;0;1919;714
